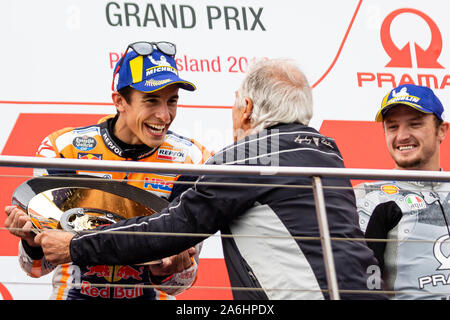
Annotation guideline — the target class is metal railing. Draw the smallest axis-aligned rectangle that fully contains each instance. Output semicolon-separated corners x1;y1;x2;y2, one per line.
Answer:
1;155;450;181
1;155;450;300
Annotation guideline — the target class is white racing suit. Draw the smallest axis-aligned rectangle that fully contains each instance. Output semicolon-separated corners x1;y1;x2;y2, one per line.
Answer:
355;180;450;299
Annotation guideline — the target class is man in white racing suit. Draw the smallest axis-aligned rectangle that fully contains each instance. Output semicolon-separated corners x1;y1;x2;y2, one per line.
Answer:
355;84;450;299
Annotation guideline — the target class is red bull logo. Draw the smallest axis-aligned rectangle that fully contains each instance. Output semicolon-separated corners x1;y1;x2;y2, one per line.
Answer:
116;265;143;281
82;265;145;299
80;281;110;298
80;281;144;299
77;152;103;160
85;265;112;278
85;265;143;282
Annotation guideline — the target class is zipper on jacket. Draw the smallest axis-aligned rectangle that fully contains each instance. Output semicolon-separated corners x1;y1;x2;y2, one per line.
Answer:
242;259;262;289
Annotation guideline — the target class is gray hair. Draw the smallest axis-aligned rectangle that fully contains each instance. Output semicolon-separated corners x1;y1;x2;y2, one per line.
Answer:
236;58;313;131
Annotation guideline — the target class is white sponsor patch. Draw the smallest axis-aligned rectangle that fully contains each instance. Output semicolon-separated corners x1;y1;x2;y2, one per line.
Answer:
157;148;186;162
405;194;427;210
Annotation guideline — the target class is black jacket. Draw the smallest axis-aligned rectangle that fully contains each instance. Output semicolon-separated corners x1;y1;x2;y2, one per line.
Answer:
71;123;387;300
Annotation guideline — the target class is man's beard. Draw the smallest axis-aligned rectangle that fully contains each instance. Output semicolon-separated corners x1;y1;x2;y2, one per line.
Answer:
394;157;423;169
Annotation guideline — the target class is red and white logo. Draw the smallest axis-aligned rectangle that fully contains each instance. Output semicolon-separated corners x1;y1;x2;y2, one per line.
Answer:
357;8;450;89
381;8;443;69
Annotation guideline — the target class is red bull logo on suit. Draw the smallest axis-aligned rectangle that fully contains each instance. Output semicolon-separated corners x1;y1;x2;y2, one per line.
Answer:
82;265;145;299
85;265;144;282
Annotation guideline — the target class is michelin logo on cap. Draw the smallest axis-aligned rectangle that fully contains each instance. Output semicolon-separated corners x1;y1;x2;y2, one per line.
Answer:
146;66;178;77
146;55;178;76
149;55;170;66
388;87;420;104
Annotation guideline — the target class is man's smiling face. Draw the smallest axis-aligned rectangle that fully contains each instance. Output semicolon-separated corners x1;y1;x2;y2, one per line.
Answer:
383;105;445;170
117;84;179;147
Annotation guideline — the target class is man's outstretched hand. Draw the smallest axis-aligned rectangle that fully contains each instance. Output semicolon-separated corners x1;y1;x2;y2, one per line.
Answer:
149;247;196;276
35;230;74;265
4;205;38;247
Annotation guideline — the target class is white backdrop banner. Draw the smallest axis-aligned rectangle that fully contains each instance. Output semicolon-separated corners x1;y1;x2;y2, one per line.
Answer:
0;0;449;300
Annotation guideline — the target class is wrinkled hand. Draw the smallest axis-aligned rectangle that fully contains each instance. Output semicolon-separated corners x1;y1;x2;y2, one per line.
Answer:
4;205;38;247
149;247;196;276
34;230;74;265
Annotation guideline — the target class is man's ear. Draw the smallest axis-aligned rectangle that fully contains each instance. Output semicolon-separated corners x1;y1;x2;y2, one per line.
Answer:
112;91;126;113
242;97;254;124
438;122;449;144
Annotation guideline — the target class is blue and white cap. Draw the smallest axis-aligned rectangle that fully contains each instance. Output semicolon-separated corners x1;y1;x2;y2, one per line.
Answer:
376;84;444;122
113;49;195;93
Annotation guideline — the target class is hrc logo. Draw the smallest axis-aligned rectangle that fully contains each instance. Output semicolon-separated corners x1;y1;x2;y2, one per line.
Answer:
144;177;174;193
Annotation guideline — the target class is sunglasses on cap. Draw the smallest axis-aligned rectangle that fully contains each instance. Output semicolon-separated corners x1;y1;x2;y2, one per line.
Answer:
111;41;177;91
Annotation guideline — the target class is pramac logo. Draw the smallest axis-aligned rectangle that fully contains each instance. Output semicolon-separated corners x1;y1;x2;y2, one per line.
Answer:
381;8;444;69
434;234;450;270
417;234;450;289
357;8;450;89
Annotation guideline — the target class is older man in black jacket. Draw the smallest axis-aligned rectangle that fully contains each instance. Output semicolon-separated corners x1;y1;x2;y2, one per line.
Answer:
35;58;386;300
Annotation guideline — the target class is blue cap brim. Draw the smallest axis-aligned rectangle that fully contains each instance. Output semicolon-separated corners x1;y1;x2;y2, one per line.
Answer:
376;102;435;122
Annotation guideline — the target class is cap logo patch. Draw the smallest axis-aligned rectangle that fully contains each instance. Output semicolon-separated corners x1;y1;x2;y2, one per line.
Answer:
149;55;171;66
392;87;409;97
145;66;178;77
387;87;420;105
145;79;172;87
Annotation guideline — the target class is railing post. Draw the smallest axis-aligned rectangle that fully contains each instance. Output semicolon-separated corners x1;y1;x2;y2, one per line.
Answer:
311;176;340;300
